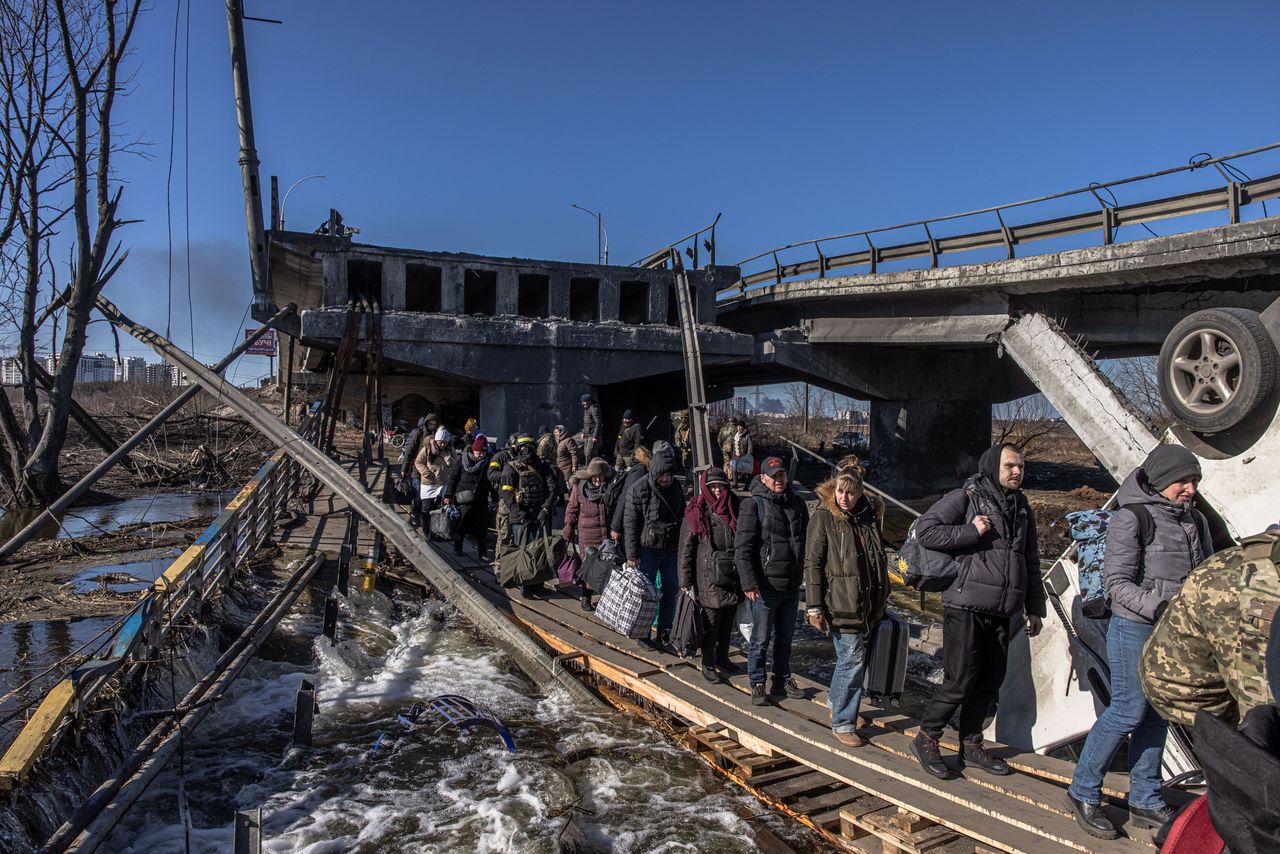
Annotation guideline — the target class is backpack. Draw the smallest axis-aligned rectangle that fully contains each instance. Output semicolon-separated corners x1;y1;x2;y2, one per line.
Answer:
1065;503;1206;619
895;491;977;592
669;590;705;658
603;469;629;518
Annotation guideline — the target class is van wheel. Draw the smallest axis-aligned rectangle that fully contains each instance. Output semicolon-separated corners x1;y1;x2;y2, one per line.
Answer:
1158;307;1277;432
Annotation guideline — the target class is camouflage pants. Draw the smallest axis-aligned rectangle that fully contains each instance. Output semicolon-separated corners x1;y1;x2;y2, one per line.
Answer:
496;503;512;549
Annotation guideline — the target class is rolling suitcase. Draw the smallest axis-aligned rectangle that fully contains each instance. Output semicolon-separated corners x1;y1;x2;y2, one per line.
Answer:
863;610;908;702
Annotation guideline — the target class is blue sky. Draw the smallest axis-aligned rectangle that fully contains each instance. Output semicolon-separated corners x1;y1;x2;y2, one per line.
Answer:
76;0;1280;386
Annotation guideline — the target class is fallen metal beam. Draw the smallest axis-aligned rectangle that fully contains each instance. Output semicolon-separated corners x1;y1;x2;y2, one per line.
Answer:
93;294;602;709
671;253;714;469
0;305;296;563
40;553;326;854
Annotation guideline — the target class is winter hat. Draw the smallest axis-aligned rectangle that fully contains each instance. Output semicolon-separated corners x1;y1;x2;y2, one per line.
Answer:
704;467;730;486
581;393;594;403
1143;445;1201;492
585;458;611;479
760;457;786;478
622;409;634;420
472;435;488;452
434;427;452;444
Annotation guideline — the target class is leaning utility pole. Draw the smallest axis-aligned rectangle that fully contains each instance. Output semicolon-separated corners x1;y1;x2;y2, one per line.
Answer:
226;0;273;317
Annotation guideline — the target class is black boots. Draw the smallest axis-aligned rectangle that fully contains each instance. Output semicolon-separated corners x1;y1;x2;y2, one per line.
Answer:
1128;803;1175;830
910;731;953;780
959;739;1012;776
1067;794;1120;839
579;594;594;612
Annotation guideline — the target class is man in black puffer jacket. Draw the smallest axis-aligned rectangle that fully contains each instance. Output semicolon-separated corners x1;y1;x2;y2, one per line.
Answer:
735;456;809;706
624;441;685;648
910;443;1046;781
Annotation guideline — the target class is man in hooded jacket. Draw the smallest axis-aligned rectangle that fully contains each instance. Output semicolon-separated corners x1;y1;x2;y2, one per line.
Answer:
623;440;685;647
910;443;1046;780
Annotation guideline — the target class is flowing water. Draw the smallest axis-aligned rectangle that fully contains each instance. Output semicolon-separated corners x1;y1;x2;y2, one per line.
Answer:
0;490;237;542
1;558;831;854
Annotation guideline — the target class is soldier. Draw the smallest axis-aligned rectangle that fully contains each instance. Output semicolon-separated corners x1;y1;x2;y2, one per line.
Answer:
673;412;692;472
488;434;518;549
718;418;737;470
501;434;560;596
1140;525;1280;727
580;393;602;460
614;410;644;471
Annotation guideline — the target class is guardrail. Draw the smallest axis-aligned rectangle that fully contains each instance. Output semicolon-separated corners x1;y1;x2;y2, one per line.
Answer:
732;143;1280;293
0;452;300;791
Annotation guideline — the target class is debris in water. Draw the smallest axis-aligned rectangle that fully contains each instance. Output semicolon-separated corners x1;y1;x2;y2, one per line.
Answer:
373;693;517;754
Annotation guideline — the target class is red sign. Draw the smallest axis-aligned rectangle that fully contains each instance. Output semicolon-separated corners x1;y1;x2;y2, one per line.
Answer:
245;328;278;356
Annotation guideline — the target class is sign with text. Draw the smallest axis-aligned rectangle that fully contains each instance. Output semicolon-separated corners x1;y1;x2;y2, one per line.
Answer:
244;328;278;357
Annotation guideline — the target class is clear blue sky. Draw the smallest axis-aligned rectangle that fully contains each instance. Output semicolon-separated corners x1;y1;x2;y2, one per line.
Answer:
82;0;1280;386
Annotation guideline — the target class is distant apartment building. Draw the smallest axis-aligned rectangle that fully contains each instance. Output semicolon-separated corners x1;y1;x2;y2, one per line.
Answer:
145;362;181;387
116;356;148;382
1;357;24;386
709;396;749;421
75;352;116;384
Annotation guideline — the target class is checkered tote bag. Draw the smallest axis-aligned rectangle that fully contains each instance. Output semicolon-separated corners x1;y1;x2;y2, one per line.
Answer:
595;564;659;639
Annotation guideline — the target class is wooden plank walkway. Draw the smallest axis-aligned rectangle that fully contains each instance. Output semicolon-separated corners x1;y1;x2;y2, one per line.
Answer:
316;460;1160;854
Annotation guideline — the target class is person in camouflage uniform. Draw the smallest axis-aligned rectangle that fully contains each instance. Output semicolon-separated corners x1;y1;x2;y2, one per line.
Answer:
1140;526;1280;727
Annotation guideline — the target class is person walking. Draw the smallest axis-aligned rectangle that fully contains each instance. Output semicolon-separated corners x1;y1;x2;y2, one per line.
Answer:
414;427;460;528
623;440;685;649
804;466;888;746
910;443;1045;780
398;416;428;525
1067;445;1212;839
536;425;556;467
580;393;602;460
609;445;651;559
730;420;754;488
678;467;742;681
500;434;560;596
673;412;692;473
735;456;809;706
449;434;493;560
718;418;738;470
554;425;582;495
614;410;644;471
563;457;613;611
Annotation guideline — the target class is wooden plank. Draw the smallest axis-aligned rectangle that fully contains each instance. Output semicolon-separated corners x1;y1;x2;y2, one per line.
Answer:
0;680;76;790
789;785;864;816
760;769;840;800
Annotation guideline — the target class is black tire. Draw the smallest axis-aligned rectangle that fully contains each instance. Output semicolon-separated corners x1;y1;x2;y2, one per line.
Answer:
1157;307;1278;432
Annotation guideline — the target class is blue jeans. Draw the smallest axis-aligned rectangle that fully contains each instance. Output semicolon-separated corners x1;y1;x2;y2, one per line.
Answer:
747;589;799;686
638;547;679;634
1068;615;1169;809
828;627;868;733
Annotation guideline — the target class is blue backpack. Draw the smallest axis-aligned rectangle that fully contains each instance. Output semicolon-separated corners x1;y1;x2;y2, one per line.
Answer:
1065;505;1157;618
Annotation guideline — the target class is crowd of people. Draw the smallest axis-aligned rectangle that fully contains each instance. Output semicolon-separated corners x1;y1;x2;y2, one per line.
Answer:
389;395;1280;848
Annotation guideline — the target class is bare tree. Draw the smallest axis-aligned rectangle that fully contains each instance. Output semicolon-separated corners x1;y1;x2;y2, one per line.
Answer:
0;0;143;509
992;393;1059;456
1109;356;1173;430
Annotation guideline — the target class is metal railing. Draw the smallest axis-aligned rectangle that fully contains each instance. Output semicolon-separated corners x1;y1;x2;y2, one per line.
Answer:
731;143;1280;293
0;452;300;791
633;213;722;269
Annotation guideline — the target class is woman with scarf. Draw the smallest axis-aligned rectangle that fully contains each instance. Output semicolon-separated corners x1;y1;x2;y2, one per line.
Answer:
804;466;888;747
563;457;613;611
450;434;494;560
678;467;742;682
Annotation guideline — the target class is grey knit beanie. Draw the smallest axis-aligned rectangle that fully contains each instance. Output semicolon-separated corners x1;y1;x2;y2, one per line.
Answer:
1143;445;1201;492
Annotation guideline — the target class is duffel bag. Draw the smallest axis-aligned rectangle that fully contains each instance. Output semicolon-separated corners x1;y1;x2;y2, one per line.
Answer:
557;548;582;585
669;589;705;658
595;564;659;639
498;532;565;590
429;504;461;541
577;547;616;594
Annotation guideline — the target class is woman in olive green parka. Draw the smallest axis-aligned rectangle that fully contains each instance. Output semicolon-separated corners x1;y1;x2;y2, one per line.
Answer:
803;468;888;745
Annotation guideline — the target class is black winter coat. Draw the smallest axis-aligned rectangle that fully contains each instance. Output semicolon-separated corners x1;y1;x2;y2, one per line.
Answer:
915;474;1046;618
734;478;809;595
677;503;741;610
610;463;648;552
449;451;493;506
623;442;685;558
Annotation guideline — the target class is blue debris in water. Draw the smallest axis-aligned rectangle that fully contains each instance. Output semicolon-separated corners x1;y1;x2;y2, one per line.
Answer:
373;695;516;755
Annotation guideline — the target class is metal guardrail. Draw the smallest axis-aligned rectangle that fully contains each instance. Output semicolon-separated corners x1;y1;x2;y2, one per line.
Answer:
633;212;722;269
731;143;1280;293
0;452;299;791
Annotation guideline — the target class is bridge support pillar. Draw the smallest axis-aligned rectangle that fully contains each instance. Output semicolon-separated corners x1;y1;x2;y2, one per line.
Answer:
870;396;992;498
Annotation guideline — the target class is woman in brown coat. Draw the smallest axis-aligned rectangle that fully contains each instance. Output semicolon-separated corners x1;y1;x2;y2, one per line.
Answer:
563;457;612;610
678;467;742;682
803;467;888;746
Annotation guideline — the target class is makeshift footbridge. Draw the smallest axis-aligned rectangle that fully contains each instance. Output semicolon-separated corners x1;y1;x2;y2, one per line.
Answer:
0;300;1183;853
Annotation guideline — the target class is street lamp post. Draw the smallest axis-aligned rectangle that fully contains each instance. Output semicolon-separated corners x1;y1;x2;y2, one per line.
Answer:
570;203;609;265
280;174;326;231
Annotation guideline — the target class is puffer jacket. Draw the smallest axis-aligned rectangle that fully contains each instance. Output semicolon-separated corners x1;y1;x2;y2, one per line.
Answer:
677;499;742;610
915;473;1046;619
556;437;582;482
563;481;610;550
414;445;460;495
1105;466;1212;624
734;477;809;595
623;441;685;557
582;402;602;444
610;462;648;553
804;482;888;632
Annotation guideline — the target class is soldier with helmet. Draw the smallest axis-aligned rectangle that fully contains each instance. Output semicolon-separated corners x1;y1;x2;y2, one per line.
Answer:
500;434;559;550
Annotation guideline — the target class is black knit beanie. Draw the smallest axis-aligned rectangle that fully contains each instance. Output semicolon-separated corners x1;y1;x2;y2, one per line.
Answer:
1142;445;1201;492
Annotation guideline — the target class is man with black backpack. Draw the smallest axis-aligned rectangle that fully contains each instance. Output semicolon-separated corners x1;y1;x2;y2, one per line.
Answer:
1067;444;1212;839
623;441;686;648
910;443;1045;781
735;456;809;706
